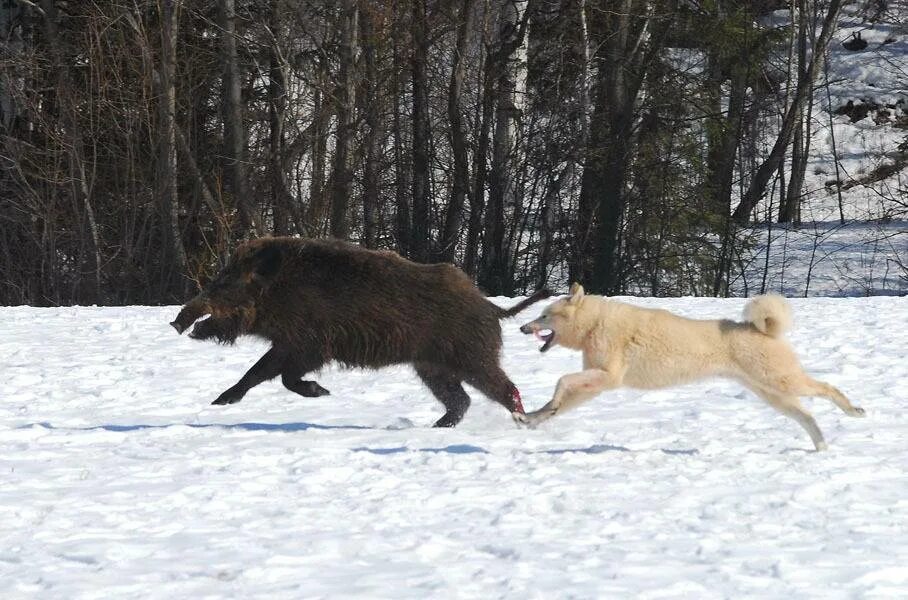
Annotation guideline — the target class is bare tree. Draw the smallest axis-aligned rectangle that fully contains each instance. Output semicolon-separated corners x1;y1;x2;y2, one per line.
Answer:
479;0;531;294
220;0;262;236
438;0;476;263
732;0;844;223
329;0;359;240
410;0;431;261
156;0;188;297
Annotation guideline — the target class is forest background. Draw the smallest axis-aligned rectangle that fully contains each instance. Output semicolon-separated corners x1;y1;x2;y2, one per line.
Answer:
1;0;905;305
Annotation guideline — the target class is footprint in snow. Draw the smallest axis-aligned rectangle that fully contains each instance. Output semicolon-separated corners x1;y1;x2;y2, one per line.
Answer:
385;417;416;430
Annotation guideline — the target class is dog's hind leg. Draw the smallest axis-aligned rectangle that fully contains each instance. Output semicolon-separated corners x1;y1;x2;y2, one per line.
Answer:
747;366;865;418
748;385;827;451
795;376;865;417
737;344;864;419
519;368;622;428
416;365;471;428
281;353;329;398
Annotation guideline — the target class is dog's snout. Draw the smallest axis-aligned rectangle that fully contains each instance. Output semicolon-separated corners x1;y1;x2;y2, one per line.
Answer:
519;322;534;334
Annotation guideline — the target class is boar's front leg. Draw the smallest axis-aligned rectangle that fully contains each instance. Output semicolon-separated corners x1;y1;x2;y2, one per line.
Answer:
280;354;330;398
212;347;286;405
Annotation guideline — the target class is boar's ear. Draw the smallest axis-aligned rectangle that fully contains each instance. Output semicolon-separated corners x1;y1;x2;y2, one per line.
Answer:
249;244;283;281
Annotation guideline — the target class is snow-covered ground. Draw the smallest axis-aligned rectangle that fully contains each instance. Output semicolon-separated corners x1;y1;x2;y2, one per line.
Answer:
724;2;908;300
758;2;908;223
2;296;906;598
736;220;907;296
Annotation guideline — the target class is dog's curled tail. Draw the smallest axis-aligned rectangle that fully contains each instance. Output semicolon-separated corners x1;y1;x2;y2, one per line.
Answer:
497;288;554;319
743;294;792;338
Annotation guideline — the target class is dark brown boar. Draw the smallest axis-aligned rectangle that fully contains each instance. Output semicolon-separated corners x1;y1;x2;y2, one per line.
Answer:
171;237;551;427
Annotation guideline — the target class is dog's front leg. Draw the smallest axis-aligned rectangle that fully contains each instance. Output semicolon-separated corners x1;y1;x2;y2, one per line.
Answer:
519;368;622;427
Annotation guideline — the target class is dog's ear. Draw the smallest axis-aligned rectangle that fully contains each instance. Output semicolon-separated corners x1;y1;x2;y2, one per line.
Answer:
568;282;585;304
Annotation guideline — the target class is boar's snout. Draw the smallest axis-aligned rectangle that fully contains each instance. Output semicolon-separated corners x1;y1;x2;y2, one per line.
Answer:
170;296;210;335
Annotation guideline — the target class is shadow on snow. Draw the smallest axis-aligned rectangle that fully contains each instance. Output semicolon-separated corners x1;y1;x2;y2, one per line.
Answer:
21;421;371;433
20;422;699;456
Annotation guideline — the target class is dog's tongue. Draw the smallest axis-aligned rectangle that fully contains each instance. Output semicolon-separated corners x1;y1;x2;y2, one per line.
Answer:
533;329;554;352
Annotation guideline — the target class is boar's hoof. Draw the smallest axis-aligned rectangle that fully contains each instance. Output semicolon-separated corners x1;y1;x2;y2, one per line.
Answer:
298;381;330;397
212;389;244;405
432;413;462;428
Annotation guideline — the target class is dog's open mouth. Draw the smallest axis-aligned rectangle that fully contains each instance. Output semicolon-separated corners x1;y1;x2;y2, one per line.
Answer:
535;329;555;352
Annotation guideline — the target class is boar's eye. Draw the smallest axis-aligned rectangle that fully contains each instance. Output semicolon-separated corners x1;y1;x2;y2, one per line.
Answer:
251;245;283;279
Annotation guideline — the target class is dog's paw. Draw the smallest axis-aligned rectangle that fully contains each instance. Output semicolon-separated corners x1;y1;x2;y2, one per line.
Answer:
850;406;866;417
513;412;547;430
512;411;532;428
514;410;553;429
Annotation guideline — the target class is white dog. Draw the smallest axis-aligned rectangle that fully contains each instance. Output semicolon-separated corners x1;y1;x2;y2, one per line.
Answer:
518;284;864;450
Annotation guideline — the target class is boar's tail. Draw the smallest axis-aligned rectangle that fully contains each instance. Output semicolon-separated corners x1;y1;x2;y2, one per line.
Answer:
496;288;553;319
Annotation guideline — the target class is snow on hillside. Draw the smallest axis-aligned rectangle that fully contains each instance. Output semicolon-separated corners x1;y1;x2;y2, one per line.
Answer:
735;220;907;296
758;1;908;221
2;296;906;598
738;3;908;298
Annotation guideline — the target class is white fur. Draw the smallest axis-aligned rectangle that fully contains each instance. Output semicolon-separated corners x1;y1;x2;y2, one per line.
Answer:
743;294;792;338
517;286;865;451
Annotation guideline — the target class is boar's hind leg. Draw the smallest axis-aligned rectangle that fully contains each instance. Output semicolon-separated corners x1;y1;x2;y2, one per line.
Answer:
416;365;471;428
281;355;329;398
212;347;286;405
467;365;522;416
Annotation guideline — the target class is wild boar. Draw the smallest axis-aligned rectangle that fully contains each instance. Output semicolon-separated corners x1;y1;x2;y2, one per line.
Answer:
171;237;551;427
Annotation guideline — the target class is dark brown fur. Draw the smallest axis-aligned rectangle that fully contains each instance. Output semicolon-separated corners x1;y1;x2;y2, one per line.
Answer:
171;237;551;426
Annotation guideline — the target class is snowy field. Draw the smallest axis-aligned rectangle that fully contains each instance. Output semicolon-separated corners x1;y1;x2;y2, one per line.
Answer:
737;220;908;297
2;296;906;598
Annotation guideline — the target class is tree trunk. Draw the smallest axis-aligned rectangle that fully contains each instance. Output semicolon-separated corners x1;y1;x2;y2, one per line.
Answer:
704;31;749;216
158;0;188;297
360;4;381;248
268;0;294;235
732;0;843;223
577;1;638;293
0;1;24;134
535;166;569;289
438;0;475;263
391;14;411;256
329;0;358;240
464;43;493;277
780;0;810;225
220;0;261;236
306;55;330;235
479;0;528;294
410;0;431;262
